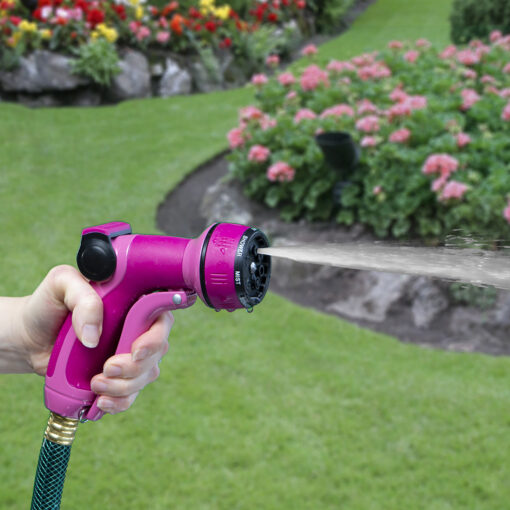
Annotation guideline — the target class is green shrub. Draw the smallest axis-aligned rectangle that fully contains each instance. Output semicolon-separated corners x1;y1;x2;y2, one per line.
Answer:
450;0;510;44
308;0;356;32
71;40;121;87
227;38;510;240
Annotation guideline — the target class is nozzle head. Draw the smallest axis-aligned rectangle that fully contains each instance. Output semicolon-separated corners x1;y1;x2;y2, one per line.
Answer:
194;223;271;311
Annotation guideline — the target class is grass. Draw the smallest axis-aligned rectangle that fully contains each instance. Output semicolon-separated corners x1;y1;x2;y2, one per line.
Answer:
3;0;510;508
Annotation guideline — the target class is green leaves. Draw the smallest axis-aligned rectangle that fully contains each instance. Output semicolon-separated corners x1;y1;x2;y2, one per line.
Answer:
71;39;120;87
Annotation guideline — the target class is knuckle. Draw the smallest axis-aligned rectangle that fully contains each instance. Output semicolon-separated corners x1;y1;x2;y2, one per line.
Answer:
116;397;132;413
148;365;160;383
47;264;75;285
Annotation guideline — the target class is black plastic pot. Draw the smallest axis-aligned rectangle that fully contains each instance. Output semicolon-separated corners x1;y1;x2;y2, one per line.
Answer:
315;131;359;177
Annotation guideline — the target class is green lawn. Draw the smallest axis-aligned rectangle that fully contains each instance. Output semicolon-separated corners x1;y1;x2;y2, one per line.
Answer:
3;0;510;508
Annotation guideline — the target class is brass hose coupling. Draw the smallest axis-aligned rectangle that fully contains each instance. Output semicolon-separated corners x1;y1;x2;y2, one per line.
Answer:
44;412;79;446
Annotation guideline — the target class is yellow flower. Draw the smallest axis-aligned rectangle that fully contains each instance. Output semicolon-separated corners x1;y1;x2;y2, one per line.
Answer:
200;0;215;15
39;28;52;40
19;20;37;33
128;0;139;5
213;5;230;20
7;31;22;47
135;5;143;19
0;10;6;18
98;23;118;43
90;30;99;41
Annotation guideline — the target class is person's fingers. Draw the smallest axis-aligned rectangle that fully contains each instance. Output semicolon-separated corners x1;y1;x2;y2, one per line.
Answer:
91;365;160;398
97;392;140;415
131;311;173;362
45;265;103;348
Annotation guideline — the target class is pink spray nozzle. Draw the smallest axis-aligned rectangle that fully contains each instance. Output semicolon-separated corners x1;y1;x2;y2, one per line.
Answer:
44;221;271;420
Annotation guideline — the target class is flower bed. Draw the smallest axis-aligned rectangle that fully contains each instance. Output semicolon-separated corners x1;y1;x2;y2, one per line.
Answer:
0;0;309;95
227;35;510;240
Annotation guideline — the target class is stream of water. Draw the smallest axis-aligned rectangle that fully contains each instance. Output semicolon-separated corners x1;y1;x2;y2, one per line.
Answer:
258;242;510;290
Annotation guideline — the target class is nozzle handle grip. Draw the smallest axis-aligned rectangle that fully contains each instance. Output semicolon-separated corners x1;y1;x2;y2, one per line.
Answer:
85;290;196;421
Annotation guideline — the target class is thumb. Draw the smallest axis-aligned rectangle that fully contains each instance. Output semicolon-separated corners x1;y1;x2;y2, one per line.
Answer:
45;265;103;348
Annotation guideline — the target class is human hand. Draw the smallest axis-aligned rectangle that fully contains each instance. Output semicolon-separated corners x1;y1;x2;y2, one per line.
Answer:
10;265;173;414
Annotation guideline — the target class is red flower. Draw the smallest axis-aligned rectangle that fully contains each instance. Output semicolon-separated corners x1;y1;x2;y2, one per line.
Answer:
267;12;278;22
74;0;88;11
219;37;232;49
37;0;51;7
189;7;202;19
70;31;77;38
56;16;68;25
193;22;202;31
9;15;22;25
150;6;159;16
86;8;104;28
204;20;216;32
161;1;178;17
295;0;306;8
169;13;184;35
112;4;126;20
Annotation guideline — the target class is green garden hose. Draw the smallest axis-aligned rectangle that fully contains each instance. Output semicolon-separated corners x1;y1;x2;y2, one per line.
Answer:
31;413;79;510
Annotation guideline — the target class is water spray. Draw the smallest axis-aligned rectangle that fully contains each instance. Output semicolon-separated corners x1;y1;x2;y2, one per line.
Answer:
31;221;271;509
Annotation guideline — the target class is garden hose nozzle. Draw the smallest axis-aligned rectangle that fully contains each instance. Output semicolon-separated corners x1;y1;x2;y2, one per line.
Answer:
31;221;271;508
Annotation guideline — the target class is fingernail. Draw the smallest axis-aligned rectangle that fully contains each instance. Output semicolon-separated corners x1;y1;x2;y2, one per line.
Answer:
97;397;114;412
132;348;149;362
81;324;99;348
104;364;122;377
92;380;108;393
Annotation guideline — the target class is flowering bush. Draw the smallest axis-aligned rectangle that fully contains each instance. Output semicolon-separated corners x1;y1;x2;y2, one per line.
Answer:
0;0;307;73
227;35;510;240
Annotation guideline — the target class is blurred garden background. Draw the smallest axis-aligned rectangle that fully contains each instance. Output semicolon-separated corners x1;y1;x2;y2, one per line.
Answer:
2;0;510;508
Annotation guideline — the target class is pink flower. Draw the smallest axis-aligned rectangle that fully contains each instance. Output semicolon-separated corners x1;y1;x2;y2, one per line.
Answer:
387;101;412;121
389;86;408;103
327;60;355;73
357;63;391;80
351;53;376;67
338;77;351;85
294;108;317;123
485;85;500;95
439;180;468;201
416;38;431;48
156;31;170;44
460;88;481;110
439;44;457;59
481;74;496;84
357;99;378;115
267;161;295;182
503;63;510;74
463;69;477;79
239;106;263;122
499;88;510;98
278;72;296;86
227;127;246;149
301;44;318;56
248;144;271;163
501;102;510;121
300;65;329;91
285;90;298;101
266;54;280;67
456;49;480;66
373;185;382;195
432;175;448;192
361;136;378;147
404;50;419;63
456;132;471;148
490;30;502;43
388;40;403;49
251;74;268;86
407;95;427;110
356;115;380;133
422;154;459;178
389;128;411;143
320;104;355;118
503;200;510;224
136;26;151;41
259;115;277;131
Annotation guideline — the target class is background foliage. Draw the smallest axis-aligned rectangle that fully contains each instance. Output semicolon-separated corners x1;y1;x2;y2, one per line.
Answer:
450;0;510;44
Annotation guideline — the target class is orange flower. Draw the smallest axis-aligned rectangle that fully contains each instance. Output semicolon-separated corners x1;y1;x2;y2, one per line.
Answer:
170;13;184;35
161;1;179;17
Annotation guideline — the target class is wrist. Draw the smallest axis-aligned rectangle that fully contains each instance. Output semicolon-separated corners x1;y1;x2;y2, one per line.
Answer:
0;296;34;374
